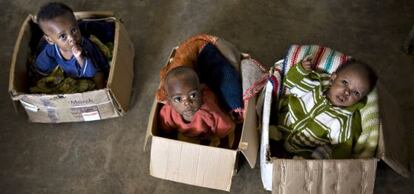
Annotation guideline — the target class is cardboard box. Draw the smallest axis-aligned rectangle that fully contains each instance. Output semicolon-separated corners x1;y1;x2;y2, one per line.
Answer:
144;49;259;191
259;61;410;194
8;12;134;123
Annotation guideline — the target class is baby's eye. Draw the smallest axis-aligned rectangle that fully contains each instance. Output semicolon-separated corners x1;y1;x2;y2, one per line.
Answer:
173;97;181;103
353;91;360;97
71;28;77;34
189;92;198;99
59;34;67;40
341;80;348;85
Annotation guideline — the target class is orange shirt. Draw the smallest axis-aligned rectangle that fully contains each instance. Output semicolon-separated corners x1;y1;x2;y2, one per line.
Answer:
159;86;235;138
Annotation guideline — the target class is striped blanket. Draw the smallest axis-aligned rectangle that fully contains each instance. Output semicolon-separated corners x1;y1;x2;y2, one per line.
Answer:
269;45;379;158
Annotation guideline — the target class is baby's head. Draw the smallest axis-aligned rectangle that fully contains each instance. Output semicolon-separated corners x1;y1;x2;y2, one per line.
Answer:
164;67;203;121
326;59;377;107
37;2;81;52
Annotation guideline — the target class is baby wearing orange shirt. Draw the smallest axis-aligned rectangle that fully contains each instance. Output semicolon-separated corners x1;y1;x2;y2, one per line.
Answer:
158;67;235;147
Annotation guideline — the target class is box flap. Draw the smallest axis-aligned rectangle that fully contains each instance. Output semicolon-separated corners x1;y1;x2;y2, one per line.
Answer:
150;136;237;191
272;159;377;194
9;15;32;98
377;83;410;177
260;82;276;191
144;99;159;151
107;20;134;113
74;11;114;20
238;95;259;168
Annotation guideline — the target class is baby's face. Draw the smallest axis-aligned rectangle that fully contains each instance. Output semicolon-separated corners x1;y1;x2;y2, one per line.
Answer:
166;79;203;122
326;67;370;107
40;13;81;52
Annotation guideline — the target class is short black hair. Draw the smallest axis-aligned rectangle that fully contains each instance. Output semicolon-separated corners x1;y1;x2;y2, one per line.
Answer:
37;2;75;23
336;59;378;92
164;67;200;92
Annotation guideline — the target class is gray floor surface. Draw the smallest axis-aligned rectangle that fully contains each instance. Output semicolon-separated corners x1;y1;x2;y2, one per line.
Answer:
1;0;414;193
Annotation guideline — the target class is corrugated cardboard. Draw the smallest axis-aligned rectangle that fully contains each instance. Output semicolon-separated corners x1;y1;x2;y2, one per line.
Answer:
144;48;259;191
271;159;377;194
8;12;134;123
376;84;409;177
259;63;409;194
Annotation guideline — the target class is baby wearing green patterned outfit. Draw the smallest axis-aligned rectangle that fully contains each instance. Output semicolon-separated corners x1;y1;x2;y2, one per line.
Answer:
271;55;377;159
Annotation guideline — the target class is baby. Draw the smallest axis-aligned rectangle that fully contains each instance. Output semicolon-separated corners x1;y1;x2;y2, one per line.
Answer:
35;2;108;88
271;56;377;159
158;66;235;147
156;34;244;121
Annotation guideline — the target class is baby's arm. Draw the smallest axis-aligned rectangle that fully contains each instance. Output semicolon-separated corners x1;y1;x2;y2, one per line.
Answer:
203;90;235;138
72;45;98;79
72;46;104;83
300;54;314;71
284;54;323;94
35;46;58;76
311;140;353;159
72;45;85;67
213;110;236;138
284;60;312;89
158;104;177;134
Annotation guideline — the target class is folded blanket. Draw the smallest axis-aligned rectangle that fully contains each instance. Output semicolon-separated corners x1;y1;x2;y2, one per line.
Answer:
197;43;243;114
30;66;95;94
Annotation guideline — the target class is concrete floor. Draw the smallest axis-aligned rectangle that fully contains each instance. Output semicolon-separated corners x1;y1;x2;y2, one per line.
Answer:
1;0;414;193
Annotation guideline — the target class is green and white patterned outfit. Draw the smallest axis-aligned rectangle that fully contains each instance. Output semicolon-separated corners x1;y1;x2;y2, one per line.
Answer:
275;63;365;159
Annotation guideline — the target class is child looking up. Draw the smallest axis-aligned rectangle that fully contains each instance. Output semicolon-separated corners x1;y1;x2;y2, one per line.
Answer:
35;2;108;88
159;67;235;147
271;56;377;159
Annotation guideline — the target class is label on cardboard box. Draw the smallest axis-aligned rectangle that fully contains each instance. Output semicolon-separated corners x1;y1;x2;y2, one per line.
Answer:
82;111;101;121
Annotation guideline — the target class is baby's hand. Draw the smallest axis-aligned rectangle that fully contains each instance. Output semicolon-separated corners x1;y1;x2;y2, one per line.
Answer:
301;54;314;71
72;45;85;67
311;145;332;159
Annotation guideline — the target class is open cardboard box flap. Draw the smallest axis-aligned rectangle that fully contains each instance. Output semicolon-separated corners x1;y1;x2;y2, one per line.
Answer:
9;15;32;99
377;83;410;177
106;18;134;114
239;95;259;168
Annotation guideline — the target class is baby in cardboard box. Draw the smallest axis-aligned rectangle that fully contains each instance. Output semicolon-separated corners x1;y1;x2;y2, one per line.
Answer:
159;67;235;147
270;55;377;159
156;34;244;148
34;2;109;89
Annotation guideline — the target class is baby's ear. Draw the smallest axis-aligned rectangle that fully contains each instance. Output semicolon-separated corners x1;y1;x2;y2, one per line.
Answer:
43;35;54;45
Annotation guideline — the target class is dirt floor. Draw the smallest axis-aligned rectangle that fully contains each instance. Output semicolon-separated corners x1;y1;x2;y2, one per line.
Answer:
0;0;413;193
